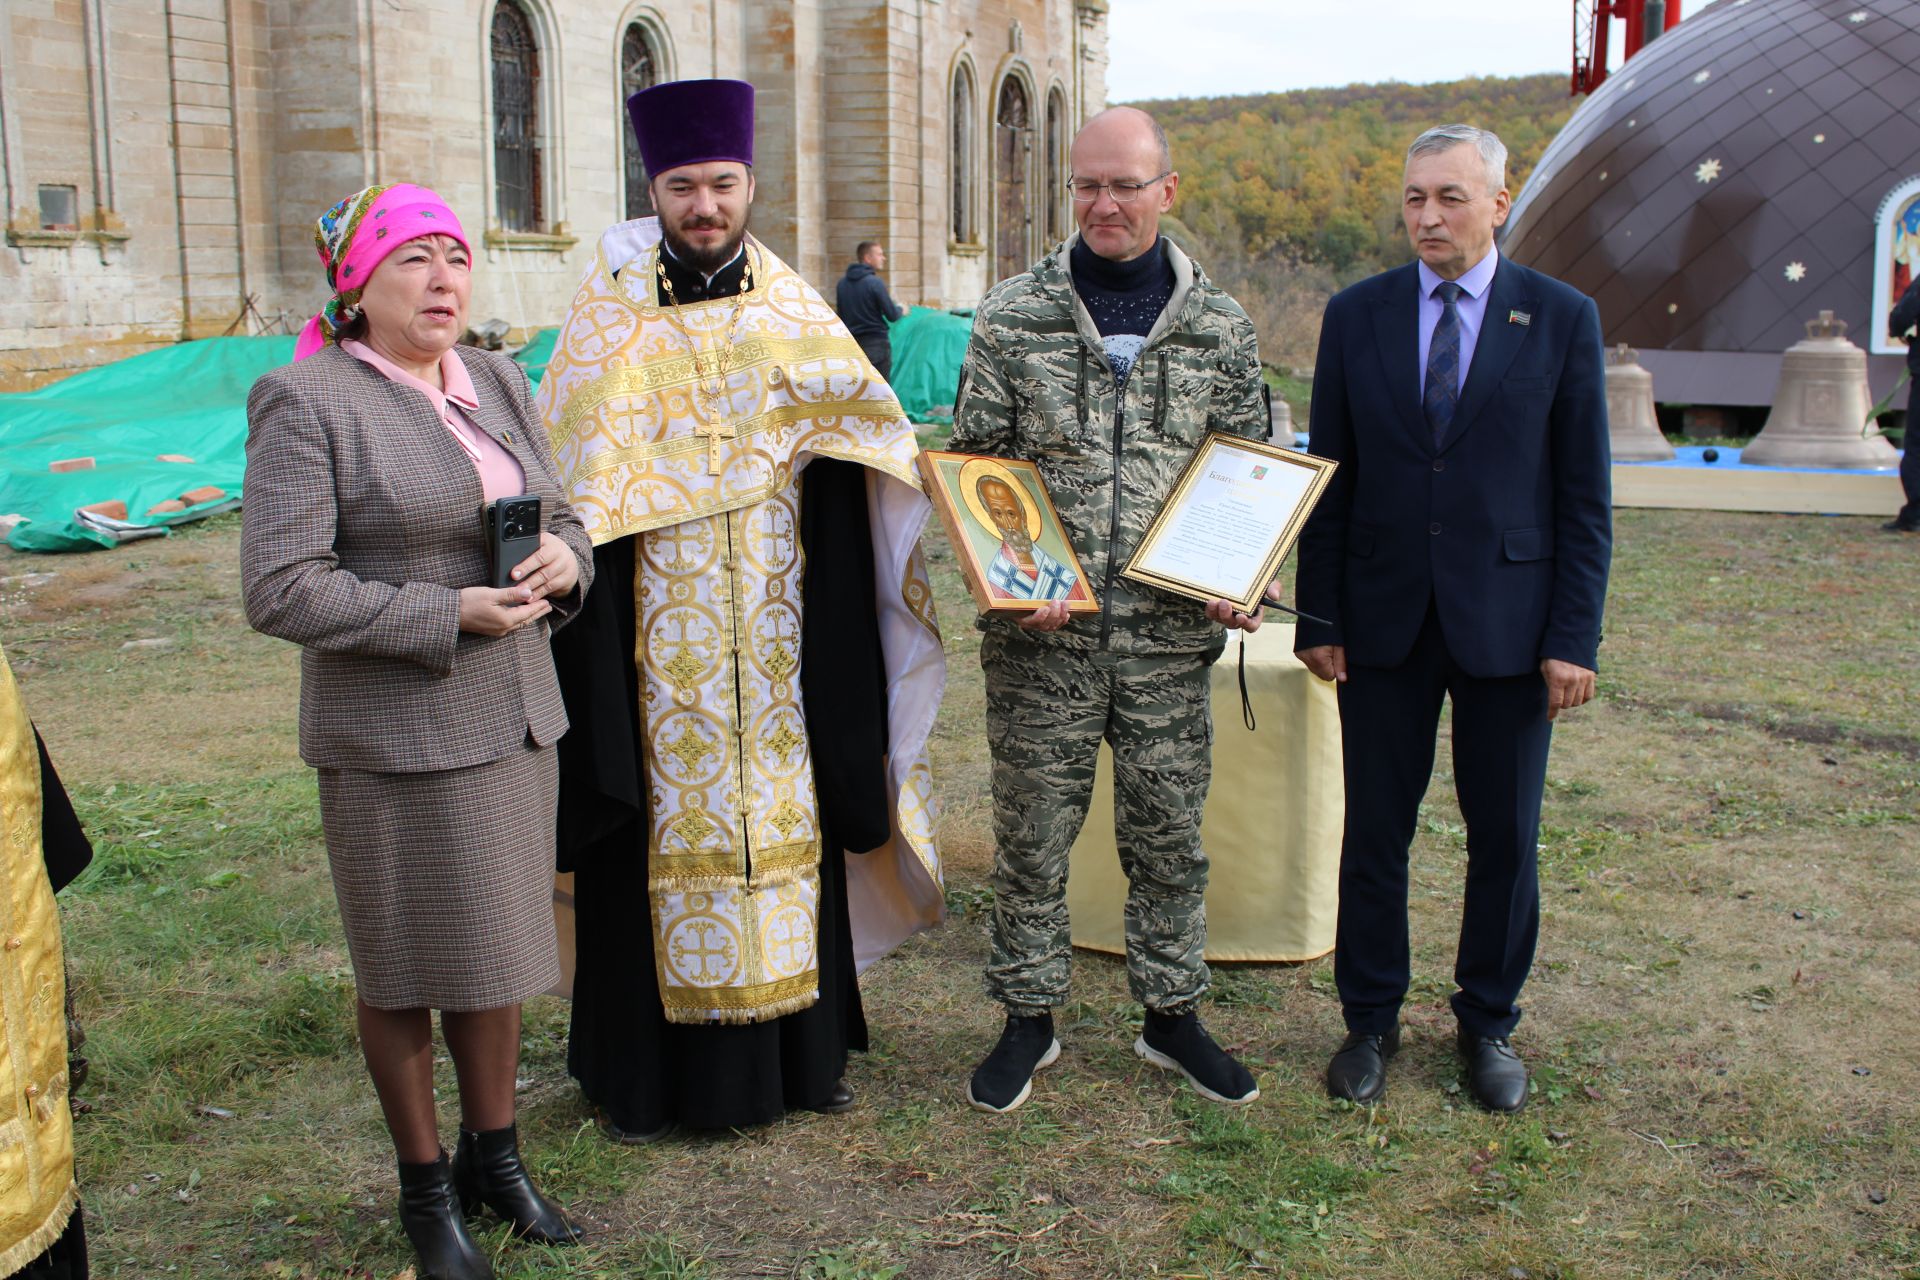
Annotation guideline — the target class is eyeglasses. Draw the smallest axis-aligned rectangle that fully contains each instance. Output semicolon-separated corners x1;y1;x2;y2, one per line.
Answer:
1066;173;1172;204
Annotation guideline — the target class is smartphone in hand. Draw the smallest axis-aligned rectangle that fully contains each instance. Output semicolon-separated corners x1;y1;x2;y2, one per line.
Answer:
482;495;542;589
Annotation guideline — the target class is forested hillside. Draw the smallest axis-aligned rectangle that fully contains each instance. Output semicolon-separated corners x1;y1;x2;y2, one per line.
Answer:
1129;74;1575;367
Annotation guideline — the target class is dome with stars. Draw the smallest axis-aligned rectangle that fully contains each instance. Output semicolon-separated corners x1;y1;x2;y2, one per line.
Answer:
1502;0;1918;404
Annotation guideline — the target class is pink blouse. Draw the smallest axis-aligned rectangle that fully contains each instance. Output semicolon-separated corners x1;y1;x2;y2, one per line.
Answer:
343;340;526;502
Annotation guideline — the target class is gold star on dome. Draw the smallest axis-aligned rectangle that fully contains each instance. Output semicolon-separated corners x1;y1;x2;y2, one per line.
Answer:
1695;158;1723;183
1784;262;1807;283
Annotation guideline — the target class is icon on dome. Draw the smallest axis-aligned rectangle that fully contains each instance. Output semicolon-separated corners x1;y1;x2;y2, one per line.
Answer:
1870;177;1920;356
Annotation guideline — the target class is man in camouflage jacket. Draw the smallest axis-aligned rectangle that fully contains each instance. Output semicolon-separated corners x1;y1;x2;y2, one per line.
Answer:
950;107;1271;1114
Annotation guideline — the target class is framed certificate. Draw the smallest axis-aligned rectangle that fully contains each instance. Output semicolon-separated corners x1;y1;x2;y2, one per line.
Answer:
920;450;1101;617
1122;433;1338;614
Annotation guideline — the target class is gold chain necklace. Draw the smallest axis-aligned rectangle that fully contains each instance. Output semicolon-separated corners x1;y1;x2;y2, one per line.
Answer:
657;244;755;475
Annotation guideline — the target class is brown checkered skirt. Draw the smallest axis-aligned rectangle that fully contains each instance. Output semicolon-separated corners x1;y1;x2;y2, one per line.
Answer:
317;743;561;1011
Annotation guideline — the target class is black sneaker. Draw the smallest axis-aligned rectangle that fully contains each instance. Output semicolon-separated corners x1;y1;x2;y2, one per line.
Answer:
966;1011;1061;1114
1135;1009;1259;1105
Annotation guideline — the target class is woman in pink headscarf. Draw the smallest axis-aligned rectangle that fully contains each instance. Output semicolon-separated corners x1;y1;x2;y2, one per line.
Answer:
240;184;590;1280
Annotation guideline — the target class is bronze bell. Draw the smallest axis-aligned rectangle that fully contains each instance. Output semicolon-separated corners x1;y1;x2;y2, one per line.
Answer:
1743;312;1900;469
1604;344;1674;462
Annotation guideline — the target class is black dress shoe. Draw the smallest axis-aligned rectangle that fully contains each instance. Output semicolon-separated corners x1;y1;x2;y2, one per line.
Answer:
808;1079;856;1114
595;1109;674;1146
1458;1032;1529;1113
1881;518;1920;533
1326;1026;1399;1103
452;1124;584;1246
397;1152;494;1280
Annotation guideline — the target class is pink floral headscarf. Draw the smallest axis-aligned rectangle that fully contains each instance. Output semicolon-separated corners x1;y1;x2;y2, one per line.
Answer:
294;183;471;360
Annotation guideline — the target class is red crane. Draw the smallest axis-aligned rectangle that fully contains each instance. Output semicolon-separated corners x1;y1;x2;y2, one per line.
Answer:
1574;0;1685;95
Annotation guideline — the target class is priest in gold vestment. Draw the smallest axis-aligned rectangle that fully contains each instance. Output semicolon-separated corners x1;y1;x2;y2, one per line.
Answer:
0;643;92;1280
538;79;946;1138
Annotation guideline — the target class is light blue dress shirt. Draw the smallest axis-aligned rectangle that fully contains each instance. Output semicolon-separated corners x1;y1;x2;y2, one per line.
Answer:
1416;246;1500;398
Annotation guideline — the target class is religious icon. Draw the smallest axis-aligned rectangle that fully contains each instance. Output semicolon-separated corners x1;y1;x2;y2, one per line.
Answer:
920;451;1099;616
1870;175;1920;355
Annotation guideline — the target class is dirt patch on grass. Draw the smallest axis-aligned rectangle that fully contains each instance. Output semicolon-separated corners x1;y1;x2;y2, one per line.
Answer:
1611;691;1920;760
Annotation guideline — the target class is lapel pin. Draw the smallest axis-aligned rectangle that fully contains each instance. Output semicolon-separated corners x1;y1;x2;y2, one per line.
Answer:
502;430;515;444
1509;309;1532;326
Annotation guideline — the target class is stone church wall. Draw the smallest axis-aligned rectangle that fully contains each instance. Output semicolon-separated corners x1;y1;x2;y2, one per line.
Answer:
0;0;1105;388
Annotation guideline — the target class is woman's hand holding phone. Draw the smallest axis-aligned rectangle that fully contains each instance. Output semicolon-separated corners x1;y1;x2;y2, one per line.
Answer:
506;531;580;601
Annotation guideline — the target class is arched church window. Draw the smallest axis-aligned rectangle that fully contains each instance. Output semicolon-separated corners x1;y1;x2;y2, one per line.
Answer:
951;64;976;243
491;1;542;232
621;22;662;219
1045;88;1066;243
994;76;1033;281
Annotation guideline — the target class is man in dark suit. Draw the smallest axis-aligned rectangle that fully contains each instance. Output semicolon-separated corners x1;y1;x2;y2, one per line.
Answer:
1294;124;1611;1113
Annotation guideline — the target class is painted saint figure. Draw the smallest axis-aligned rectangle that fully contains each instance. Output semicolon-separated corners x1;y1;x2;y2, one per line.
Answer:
978;474;1079;601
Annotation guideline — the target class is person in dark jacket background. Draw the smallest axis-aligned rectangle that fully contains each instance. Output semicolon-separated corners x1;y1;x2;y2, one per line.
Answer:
1886;275;1920;533
836;241;904;378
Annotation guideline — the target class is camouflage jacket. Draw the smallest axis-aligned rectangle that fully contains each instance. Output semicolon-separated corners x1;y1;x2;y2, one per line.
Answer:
950;235;1268;655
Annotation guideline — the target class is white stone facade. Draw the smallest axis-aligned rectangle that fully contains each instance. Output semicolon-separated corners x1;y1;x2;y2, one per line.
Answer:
0;0;1107;387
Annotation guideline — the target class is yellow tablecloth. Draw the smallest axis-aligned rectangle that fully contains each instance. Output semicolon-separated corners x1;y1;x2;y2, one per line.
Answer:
1065;621;1343;962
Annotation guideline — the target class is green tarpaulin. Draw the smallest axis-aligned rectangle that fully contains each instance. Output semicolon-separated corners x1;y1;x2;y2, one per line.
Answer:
513;328;558;383
0;312;971;553
0;332;568;554
887;306;971;425
1;336;295;553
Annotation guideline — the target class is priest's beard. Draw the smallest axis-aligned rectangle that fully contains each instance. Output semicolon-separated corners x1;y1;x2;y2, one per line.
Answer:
661;213;749;276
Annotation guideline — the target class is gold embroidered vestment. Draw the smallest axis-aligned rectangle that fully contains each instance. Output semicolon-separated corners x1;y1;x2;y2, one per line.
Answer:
539;230;946;1024
0;643;79;1272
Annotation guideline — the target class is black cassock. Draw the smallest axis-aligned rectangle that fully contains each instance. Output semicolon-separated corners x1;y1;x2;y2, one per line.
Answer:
551;456;893;1132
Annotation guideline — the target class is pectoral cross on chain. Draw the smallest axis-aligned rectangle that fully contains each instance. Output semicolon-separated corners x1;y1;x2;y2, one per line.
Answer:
704;418;736;475
657;250;755;478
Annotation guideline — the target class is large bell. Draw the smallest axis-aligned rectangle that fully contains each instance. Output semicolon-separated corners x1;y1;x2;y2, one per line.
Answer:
1743;312;1900;469
1604;344;1675;461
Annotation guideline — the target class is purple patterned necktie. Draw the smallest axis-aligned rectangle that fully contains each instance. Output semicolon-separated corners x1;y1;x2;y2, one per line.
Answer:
1424;281;1464;446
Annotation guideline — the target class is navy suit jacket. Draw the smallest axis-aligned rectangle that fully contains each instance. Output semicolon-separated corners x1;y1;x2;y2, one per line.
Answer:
1294;256;1612;678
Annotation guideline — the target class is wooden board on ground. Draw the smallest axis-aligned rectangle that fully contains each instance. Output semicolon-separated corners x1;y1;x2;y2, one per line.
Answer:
1613;461;1904;515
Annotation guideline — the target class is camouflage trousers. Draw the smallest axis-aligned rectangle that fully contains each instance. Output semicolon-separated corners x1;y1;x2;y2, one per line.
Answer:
980;630;1214;1014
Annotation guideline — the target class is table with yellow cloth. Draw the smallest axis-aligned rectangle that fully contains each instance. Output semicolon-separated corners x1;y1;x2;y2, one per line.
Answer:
1065;621;1344;962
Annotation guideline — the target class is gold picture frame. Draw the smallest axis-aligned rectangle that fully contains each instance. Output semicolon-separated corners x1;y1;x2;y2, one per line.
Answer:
1122;432;1338;614
920;450;1101;617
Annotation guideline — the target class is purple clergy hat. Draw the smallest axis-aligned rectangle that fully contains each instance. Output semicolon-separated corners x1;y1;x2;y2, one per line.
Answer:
626;78;755;179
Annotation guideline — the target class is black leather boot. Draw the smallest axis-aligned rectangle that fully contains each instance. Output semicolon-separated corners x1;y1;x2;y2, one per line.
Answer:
397;1152;494;1280
452;1124;584;1245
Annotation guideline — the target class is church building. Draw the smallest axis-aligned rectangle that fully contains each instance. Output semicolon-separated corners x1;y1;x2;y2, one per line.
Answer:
0;0;1109;387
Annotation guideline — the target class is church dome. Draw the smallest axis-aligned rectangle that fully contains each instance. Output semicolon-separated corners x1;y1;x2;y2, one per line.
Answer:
1503;0;1919;403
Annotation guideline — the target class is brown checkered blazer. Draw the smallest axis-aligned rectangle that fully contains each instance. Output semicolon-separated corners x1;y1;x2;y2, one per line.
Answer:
241;343;594;773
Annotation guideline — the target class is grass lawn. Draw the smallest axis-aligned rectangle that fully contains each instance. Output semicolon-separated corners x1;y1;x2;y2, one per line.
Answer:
2;506;1916;1279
